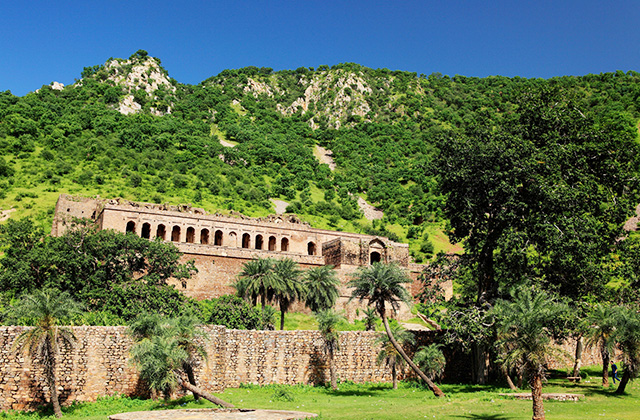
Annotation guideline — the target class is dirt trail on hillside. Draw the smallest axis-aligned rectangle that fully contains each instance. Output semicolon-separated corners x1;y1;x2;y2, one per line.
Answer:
219;140;236;148
270;199;289;214
0;208;15;222
314;145;336;170
358;197;383;220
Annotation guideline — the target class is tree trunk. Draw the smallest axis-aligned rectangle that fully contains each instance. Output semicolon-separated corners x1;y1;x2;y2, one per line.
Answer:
615;370;631;394
329;346;337;389
45;339;63;418
392;363;397;390
381;314;445;397
177;377;234;408
572;336;583;378
530;373;546;420
501;365;517;391
280;308;285;331
601;347;610;387
183;363;200;401
471;343;489;384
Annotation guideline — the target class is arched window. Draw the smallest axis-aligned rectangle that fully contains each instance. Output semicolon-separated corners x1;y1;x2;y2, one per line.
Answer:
308;242;317;256
200;229;210;244
268;236;276;251
186;227;195;243
255;235;263;250
214;230;223;246
370;251;381;264
156;224;166;240
126;221;136;234
171;226;181;242
242;233;250;249
141;223;151;239
281;237;289;252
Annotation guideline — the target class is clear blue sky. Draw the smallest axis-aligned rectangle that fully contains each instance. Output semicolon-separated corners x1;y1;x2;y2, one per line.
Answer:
2;0;639;96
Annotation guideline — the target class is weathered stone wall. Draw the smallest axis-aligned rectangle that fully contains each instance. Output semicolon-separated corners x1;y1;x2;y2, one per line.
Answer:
51;195;451;311
0;326;397;411
0;326;616;412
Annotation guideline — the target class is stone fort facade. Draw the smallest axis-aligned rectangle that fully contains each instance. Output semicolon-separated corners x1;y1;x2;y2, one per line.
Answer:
52;195;452;317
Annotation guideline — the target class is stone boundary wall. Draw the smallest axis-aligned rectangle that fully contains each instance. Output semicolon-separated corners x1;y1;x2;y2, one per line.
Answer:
0;326;611;412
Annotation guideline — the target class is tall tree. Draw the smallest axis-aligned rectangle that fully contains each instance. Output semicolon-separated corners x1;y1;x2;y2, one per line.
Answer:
376;323;414;389
9;289;82;418
315;309;342;389
432;87;640;383
303;265;340;313
233;257;275;308
433;86;640;304
348;262;445;397
492;288;568;420
271;258;304;330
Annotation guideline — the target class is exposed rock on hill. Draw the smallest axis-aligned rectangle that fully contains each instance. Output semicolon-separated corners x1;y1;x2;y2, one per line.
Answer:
81;51;176;116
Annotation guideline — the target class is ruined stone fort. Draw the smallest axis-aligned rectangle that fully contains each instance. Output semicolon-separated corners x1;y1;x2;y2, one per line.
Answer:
52;195;452;317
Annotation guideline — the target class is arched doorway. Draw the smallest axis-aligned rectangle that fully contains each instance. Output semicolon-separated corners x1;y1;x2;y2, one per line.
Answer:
171;226;181;242
141;223;151;239
214;230;223;246
126;221;136;234
308;242;317;256
200;229;210;244
156;224;166;240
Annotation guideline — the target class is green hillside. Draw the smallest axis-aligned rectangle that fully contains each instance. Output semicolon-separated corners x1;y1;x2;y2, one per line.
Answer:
1;50;639;262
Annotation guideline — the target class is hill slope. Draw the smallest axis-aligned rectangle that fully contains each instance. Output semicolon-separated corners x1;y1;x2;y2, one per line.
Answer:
1;51;639;261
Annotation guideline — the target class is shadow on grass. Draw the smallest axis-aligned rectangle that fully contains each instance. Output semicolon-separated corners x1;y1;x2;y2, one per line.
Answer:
453;415;515;420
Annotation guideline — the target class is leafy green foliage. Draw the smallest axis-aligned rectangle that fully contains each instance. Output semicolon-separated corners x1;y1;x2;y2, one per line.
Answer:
413;344;446;382
0;218;197;321
199;295;262;330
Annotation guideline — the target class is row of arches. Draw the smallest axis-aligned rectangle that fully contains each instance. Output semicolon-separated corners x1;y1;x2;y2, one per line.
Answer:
125;221;318;255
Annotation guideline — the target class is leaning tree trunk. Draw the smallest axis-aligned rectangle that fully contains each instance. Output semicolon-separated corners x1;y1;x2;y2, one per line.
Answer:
381;314;445;397
45;339;63;418
615;369;632;394
572;336;584;378
601;346;610;387
530;372;546;420
177;377;234;408
501;364;518;391
183;363;200;401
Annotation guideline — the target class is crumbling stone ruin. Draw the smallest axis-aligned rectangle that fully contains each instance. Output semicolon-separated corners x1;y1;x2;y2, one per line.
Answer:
52;194;453;318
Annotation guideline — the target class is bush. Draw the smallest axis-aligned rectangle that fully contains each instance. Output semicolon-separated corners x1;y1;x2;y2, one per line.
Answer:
200;295;262;329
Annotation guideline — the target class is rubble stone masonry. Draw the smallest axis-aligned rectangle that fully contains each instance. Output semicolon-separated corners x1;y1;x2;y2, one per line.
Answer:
0;325;603;412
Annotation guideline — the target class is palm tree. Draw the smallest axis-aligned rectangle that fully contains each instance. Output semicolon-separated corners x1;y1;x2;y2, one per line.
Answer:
10;289;82;418
304;265;340;312
492;288;568;420
129;315;234;407
376;323;414;389
315;309;342;389
362;307;379;331
612;306;640;394
413;344;446;383
233;257;275;308
348;262;445;397
271;258;304;330
583;304;618;387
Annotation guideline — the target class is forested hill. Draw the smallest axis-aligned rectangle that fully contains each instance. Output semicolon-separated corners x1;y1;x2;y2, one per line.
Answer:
1;50;639;262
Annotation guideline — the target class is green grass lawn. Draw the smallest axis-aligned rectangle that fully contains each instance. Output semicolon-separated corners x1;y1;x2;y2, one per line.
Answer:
2;367;637;420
